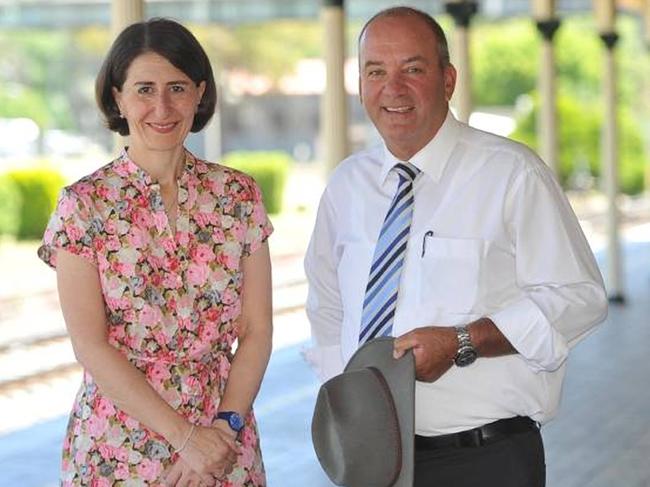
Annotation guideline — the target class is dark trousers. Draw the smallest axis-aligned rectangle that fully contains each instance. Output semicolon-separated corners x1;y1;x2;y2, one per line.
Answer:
414;427;546;487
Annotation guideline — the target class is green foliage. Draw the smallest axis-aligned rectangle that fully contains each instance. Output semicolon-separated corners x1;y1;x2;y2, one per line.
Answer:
7;166;65;240
0;27;105;131
471;20;539;106
511;94;645;195
554;18;602;102
232;21;323;82
0;84;49;127
222;151;292;214
0;174;22;237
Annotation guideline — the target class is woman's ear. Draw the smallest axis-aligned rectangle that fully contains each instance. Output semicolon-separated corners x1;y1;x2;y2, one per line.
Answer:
111;86;123;116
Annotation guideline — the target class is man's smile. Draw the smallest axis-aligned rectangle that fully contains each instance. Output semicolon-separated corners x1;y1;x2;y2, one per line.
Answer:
383;105;415;113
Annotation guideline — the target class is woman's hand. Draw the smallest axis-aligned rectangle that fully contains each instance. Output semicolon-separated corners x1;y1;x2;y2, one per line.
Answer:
163;458;213;487
174;424;238;481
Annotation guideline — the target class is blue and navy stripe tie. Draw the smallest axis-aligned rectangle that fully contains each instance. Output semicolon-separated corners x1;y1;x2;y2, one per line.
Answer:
359;162;420;344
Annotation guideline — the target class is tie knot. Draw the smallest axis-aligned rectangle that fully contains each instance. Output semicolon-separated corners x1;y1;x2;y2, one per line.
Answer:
393;162;420;182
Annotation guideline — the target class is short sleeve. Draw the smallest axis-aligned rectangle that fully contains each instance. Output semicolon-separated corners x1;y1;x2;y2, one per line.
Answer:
241;177;273;257
37;187;100;269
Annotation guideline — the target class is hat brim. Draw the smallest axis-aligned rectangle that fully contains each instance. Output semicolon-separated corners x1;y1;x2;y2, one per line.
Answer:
344;337;415;487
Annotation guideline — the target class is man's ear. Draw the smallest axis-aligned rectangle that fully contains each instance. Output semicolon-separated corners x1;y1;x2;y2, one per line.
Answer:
358;77;363;105
443;64;457;102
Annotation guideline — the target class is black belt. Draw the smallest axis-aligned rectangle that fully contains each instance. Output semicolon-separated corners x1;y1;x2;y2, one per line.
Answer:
415;416;539;450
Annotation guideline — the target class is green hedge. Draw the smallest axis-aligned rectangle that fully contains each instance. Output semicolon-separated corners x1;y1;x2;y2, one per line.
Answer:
7;166;66;240
0;174;22;237
511;94;646;195
222;151;291;215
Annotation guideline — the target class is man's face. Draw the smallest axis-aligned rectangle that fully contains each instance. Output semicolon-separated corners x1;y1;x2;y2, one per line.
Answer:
359;15;456;161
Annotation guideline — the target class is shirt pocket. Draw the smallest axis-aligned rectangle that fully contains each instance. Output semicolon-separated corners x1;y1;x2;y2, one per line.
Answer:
418;236;486;313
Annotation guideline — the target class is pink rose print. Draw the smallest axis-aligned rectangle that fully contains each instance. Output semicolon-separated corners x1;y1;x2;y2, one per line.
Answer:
160;236;176;253
162;272;182;289
212;227;226;243
98;443;114;460
114;463;130;480
74;449;86;466
133;207;153;228
187;262;209;287
75;182;94;196
115;446;129;462
136;458;161;482
127;227;148;249
91;477;111;487
221;289;237;305
217;251;238;270
238;447;255;469
231;220;246;241
149;361;171;384
87;415;108;438
58;194;77;218
95;397;116;418
65;224;84;243
152;211;167;232
178;231;189;246
191;243;216;264
125;416;140;430
139;305;162;327
105;235;121;251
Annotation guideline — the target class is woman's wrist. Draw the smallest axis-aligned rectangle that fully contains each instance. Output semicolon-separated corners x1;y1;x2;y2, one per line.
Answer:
165;416;194;451
175;423;196;453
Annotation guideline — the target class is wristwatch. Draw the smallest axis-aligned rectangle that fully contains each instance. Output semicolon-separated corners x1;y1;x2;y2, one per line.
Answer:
217;411;244;434
454;326;478;367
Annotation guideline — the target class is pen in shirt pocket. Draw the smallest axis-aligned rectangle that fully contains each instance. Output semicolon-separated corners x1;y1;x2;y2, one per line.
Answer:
421;230;434;257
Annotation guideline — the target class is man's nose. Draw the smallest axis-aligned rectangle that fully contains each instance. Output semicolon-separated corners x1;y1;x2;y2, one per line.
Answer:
384;73;407;95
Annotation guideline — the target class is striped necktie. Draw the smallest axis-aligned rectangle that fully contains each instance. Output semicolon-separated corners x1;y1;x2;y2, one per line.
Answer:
359;162;420;344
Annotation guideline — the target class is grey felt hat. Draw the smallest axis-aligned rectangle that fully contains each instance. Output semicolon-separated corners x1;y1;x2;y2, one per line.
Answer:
311;337;415;487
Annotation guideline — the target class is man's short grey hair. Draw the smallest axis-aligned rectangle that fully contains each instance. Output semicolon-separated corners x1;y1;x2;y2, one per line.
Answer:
358;6;451;69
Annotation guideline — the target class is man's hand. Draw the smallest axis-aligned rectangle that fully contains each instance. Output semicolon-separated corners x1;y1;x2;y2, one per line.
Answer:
393;326;458;382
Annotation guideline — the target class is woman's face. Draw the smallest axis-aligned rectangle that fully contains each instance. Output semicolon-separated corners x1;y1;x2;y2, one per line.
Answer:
112;51;206;157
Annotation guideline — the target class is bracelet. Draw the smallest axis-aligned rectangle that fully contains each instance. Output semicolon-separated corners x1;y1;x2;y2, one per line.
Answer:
175;424;195;454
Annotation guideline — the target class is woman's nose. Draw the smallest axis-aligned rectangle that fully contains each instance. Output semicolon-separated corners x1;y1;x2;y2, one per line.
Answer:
153;91;172;117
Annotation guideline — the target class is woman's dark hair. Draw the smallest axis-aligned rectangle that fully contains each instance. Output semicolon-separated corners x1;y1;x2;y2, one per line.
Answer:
95;18;217;136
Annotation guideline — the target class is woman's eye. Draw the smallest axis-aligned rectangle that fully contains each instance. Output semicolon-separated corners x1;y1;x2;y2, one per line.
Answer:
137;86;153;95
171;85;185;93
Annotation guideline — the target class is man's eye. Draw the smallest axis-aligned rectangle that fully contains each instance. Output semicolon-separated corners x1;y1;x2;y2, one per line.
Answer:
367;70;384;78
406;66;423;74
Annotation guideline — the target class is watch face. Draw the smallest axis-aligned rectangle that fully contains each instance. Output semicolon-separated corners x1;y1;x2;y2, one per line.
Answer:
229;413;244;432
218;412;244;432
455;349;477;367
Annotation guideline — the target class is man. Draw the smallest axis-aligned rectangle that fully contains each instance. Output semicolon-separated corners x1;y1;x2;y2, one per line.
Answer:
304;6;608;487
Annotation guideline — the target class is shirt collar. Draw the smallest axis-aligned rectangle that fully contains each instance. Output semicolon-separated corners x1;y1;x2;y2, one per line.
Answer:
380;110;462;184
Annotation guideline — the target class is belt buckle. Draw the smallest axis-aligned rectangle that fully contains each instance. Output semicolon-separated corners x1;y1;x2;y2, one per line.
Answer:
458;428;483;447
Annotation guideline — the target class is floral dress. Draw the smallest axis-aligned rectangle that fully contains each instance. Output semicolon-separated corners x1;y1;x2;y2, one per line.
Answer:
38;149;273;486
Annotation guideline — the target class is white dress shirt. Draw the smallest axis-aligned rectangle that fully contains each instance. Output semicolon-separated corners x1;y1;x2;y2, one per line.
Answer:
304;112;608;435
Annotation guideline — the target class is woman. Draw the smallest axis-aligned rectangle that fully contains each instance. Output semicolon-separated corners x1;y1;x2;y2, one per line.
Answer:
38;18;273;486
